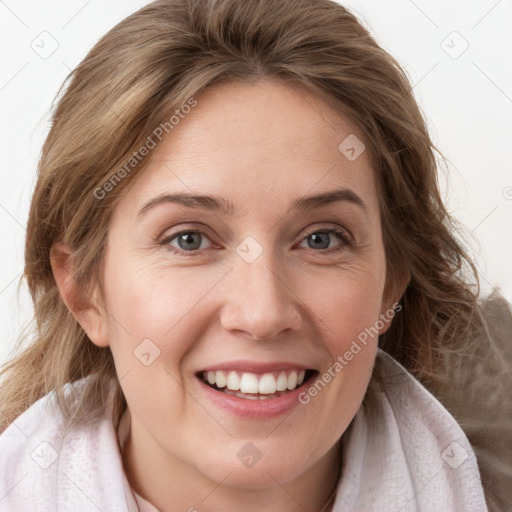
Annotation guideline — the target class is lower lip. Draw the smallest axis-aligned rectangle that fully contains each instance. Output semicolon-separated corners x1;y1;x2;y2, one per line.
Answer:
196;377;312;419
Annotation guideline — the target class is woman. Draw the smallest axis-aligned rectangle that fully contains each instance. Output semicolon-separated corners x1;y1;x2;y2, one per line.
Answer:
0;0;510;510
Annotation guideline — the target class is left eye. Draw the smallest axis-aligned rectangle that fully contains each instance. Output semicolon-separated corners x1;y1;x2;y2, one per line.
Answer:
298;228;349;251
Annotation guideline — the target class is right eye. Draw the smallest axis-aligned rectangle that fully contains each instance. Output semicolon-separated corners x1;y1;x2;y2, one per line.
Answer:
161;230;215;256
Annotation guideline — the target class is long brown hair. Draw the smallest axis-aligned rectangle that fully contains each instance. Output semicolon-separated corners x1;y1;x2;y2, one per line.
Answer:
0;0;497;467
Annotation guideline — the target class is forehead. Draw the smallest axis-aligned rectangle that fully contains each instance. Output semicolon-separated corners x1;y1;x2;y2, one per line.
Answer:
116;79;378;219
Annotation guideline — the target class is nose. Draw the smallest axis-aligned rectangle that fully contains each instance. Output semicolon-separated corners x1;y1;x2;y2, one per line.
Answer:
219;250;302;341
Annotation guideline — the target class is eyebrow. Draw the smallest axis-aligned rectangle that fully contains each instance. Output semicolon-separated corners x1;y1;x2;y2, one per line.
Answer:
137;187;367;218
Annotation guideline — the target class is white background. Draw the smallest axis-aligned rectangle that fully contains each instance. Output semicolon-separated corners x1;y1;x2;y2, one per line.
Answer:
1;0;511;366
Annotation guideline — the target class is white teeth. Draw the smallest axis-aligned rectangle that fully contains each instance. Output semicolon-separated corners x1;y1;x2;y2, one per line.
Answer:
259;373;277;394
276;372;288;391
226;371;240;390
287;371;298;390
240;373;259;393
202;369;309;396
215;370;226;388
224;388;276;400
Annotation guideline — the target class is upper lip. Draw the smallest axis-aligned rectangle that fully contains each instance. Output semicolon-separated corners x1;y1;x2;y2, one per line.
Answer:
198;360;314;374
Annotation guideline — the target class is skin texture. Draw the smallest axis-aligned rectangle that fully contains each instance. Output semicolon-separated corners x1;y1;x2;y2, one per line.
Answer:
52;79;405;512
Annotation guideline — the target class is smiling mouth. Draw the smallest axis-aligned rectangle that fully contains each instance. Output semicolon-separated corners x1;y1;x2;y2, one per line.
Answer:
197;369;318;400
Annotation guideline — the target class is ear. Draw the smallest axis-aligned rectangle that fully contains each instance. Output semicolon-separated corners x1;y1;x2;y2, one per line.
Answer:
50;242;110;347
378;265;410;335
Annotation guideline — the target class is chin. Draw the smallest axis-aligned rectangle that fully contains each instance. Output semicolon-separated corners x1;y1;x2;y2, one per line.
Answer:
198;443;316;489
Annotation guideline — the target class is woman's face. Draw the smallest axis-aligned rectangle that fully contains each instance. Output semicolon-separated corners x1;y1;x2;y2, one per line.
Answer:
93;79;395;497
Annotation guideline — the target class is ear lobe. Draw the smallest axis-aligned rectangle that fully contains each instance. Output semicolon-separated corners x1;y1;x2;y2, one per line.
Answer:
378;266;410;335
50;243;109;347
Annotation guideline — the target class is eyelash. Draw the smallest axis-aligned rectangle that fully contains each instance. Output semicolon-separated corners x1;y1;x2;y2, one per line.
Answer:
159;226;353;257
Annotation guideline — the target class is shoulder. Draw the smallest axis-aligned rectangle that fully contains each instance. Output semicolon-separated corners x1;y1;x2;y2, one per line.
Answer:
334;348;488;511
431;291;512;512
370;348;481;456
0;379;131;511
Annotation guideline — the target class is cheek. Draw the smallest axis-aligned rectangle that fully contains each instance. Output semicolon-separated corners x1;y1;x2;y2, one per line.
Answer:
101;266;204;423
305;264;386;356
290;265;385;460
103;262;227;365
107;262;184;331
